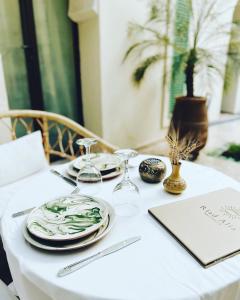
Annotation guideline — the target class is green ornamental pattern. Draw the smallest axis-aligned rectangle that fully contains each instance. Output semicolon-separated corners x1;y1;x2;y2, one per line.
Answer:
169;0;191;113
27;195;107;239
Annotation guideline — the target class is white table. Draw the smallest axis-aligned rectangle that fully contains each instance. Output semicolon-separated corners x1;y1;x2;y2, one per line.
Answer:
1;155;240;300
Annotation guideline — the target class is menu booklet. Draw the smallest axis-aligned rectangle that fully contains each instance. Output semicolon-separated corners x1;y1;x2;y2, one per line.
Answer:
149;188;240;267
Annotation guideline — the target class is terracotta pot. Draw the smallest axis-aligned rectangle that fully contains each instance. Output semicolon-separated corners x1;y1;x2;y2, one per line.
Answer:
171;96;208;160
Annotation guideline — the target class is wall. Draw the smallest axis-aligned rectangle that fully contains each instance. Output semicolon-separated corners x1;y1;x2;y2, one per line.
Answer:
99;0;166;148
193;0;237;121
221;0;240;114
69;0;237;148
78;16;103;136
69;0;166;148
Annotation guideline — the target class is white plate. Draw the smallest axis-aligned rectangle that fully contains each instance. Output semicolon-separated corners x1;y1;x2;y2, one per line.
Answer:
23;201;115;251
27;195;108;241
73;153;121;172
66;164;122;181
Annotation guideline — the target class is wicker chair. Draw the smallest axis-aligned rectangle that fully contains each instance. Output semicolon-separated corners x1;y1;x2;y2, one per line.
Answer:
0;110;117;163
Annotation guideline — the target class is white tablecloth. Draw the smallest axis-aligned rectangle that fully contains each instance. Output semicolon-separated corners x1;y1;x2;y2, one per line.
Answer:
1;155;240;300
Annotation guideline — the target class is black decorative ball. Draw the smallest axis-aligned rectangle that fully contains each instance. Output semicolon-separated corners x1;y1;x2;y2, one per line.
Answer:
139;158;166;183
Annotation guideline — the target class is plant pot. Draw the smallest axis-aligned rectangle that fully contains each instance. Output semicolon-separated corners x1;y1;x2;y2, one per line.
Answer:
171;96;208;160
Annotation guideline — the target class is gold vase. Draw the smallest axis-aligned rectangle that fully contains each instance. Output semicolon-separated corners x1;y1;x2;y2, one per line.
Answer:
163;163;186;194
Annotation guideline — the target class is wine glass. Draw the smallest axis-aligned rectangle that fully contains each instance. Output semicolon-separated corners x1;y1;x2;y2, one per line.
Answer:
112;149;141;217
75;138;102;195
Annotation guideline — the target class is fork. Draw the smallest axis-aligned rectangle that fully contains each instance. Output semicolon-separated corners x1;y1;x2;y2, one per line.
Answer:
71;187;80;194
12;187;80;218
50;169;77;187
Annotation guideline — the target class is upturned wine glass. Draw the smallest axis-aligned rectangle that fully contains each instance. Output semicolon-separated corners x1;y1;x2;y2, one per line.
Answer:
112;149;140;217
75;138;102;195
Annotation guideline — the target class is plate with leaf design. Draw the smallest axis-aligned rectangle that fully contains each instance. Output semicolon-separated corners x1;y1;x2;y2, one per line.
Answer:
26;195;108;241
73;153;122;174
66;164;122;181
23;201;115;251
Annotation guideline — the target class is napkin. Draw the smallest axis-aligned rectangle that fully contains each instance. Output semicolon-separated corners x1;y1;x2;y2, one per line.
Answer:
0;131;48;187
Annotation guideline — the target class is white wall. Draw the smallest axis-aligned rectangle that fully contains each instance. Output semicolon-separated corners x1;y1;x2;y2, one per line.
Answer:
69;0;237;148
222;68;240;114
99;0;165;148
192;0;237;121
78;16;103;136
69;0;165;148
221;0;240;114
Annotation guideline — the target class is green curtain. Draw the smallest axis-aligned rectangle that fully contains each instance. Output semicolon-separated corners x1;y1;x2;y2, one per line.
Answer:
0;0;31;109
0;0;80;123
169;0;190;113
33;0;80;122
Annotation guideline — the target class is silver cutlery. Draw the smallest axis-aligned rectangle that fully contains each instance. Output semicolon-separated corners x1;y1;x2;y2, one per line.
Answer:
57;236;141;277
50;169;77;187
12;207;35;218
71;187;80;194
12;188;79;218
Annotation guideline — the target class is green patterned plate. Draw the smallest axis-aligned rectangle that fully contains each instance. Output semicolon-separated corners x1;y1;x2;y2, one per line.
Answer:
23;201;115;251
66;164;122;181
27;195;108;241
73;153;122;172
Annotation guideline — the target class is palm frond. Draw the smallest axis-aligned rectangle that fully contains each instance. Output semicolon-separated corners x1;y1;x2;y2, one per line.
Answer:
123;40;159;62
196;47;226;78
128;21;172;44
143;26;169;41
127;22;145;37
202;2;235;26
124;0;240;95
132;54;163;85
148;0;161;21
147;0;171;23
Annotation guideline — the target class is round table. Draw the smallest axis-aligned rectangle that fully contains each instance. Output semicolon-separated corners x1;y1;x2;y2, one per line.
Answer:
1;155;240;300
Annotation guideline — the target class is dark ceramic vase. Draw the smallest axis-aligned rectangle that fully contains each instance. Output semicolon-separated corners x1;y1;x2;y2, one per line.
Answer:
139;158;166;183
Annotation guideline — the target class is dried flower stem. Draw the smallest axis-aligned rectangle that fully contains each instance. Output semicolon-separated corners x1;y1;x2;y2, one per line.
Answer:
166;125;201;165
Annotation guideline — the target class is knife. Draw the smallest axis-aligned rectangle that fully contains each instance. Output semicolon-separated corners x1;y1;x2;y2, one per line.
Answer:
50;169;77;187
12;207;35;218
57;236;141;277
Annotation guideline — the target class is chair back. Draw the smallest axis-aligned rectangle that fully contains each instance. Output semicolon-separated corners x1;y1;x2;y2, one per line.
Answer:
0;110;117;162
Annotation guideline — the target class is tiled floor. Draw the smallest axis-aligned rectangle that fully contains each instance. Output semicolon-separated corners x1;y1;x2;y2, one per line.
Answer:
197;116;240;181
138;114;240;181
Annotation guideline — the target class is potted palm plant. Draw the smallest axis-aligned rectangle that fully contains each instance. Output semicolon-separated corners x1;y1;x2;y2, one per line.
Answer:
124;0;240;159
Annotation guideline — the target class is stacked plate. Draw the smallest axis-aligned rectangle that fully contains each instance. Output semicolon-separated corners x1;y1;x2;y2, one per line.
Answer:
23;194;115;251
66;153;122;181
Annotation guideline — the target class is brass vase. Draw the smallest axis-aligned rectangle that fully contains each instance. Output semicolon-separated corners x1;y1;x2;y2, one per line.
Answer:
163;163;186;194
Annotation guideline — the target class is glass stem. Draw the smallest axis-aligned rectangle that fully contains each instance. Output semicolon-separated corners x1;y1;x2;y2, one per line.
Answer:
123;159;130;182
85;145;91;166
